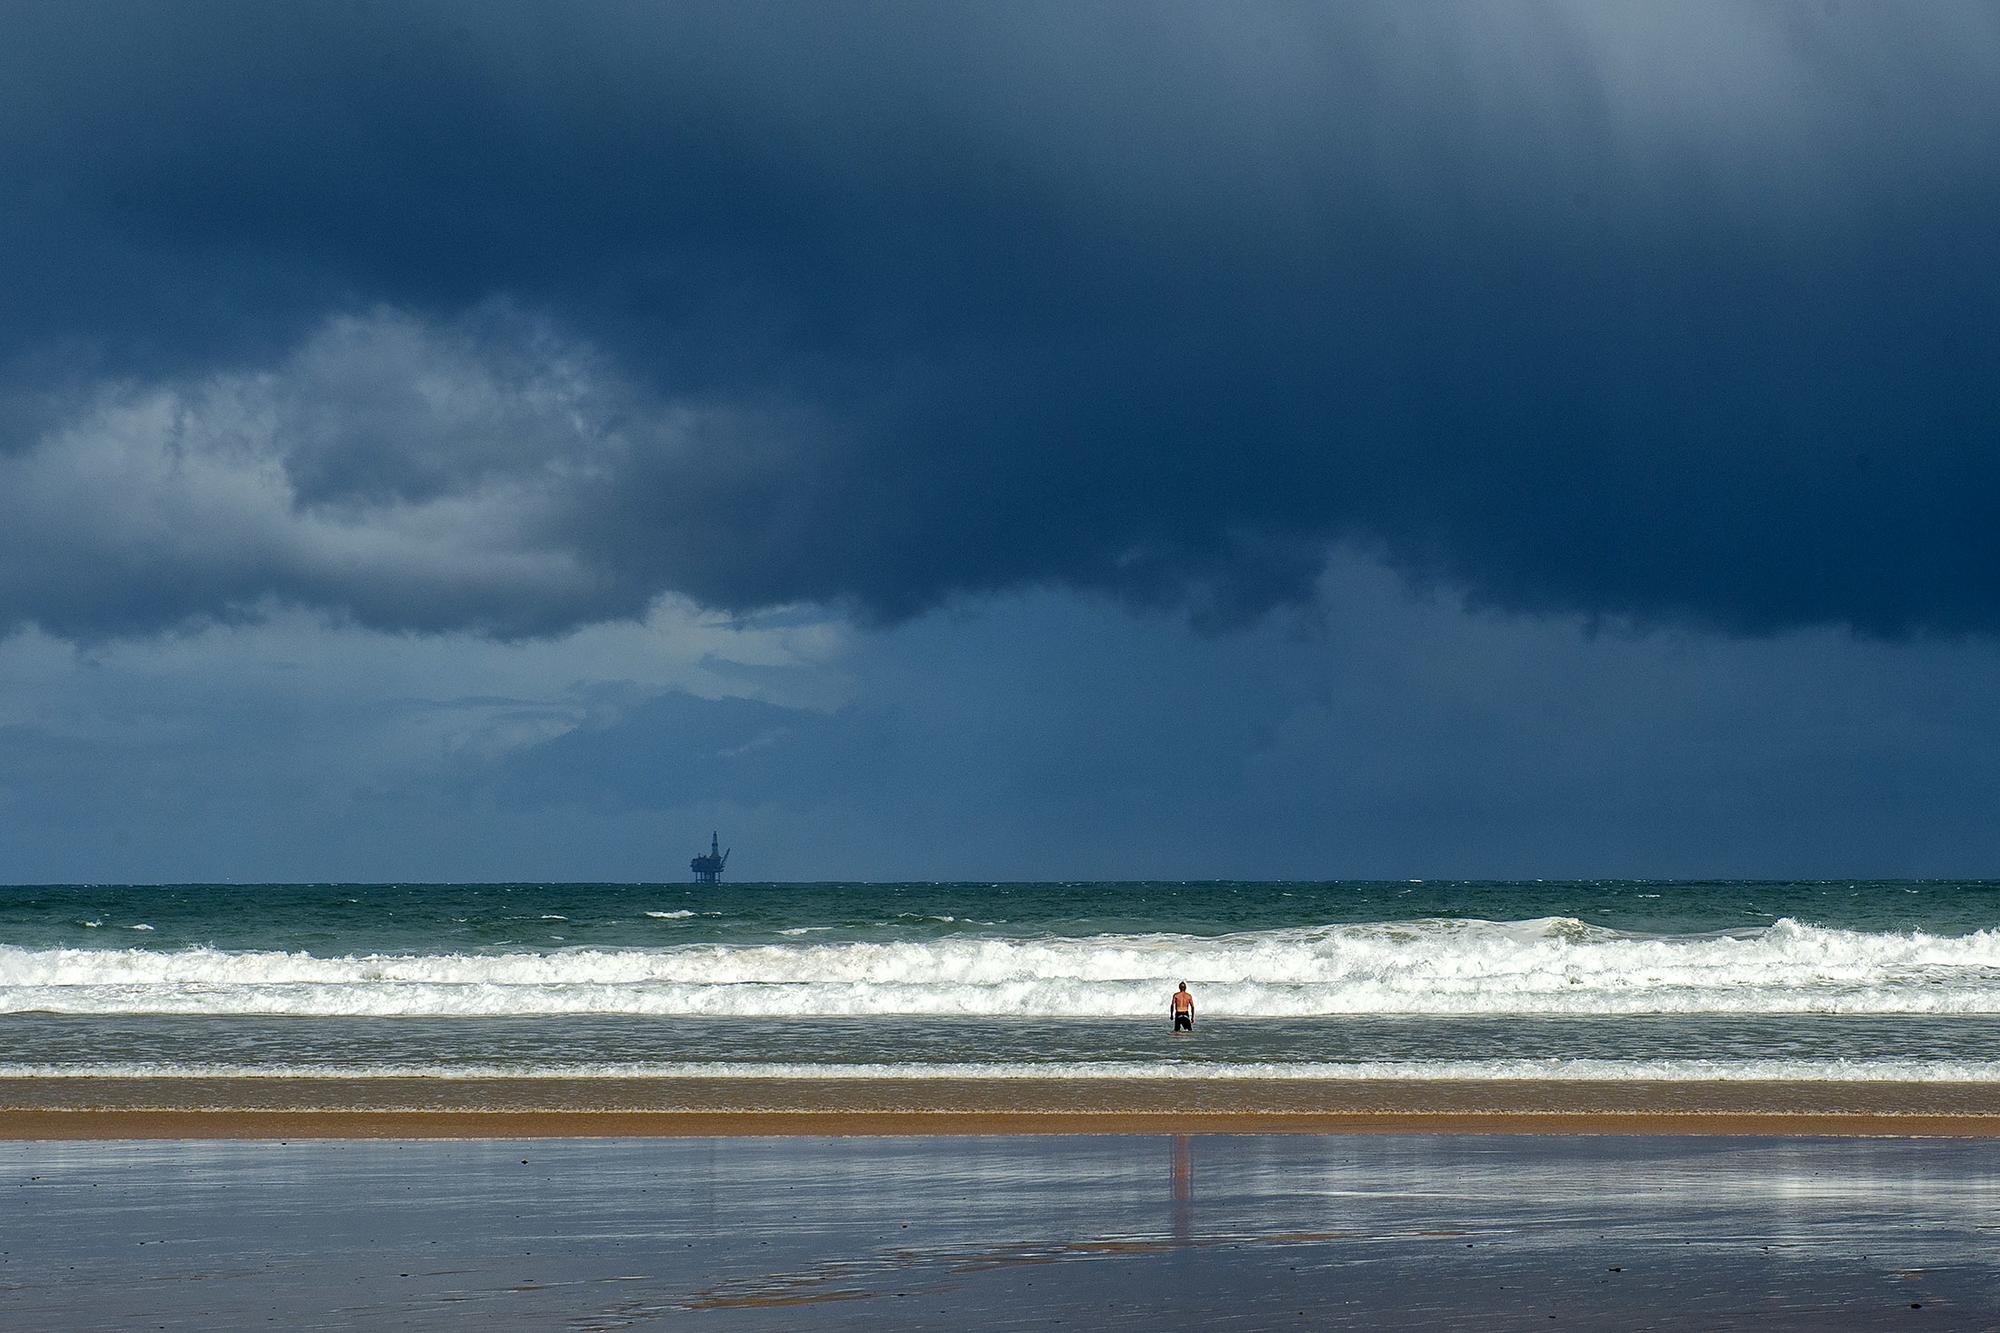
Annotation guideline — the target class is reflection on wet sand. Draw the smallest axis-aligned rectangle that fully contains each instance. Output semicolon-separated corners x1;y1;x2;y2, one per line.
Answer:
1172;1132;1193;1246
684;1226;1380;1311
4;1135;2000;1329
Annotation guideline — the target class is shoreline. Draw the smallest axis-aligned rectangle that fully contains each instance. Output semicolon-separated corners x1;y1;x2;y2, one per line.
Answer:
8;1108;2000;1139
5;1075;2000;1138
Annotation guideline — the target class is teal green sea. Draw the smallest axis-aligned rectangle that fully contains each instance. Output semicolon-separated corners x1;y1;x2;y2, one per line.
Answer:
3;880;1998;1079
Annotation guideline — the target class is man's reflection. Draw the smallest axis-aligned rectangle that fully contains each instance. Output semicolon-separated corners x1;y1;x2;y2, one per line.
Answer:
1171;1133;1193;1245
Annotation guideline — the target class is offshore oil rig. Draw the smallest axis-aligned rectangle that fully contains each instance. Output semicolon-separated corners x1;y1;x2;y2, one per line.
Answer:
690;831;730;884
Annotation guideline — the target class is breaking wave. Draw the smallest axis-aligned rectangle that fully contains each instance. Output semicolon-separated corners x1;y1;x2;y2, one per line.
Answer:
6;916;2000;1018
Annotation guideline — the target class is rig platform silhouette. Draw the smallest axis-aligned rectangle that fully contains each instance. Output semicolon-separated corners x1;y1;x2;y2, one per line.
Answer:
690;832;730;884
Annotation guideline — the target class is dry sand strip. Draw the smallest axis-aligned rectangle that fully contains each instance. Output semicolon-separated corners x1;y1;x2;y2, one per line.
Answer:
8;1107;2000;1140
3;1076;2000;1138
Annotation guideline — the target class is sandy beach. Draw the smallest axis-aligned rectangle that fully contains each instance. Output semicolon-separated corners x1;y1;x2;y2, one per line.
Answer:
10;1131;2000;1329
5;1075;2000;1138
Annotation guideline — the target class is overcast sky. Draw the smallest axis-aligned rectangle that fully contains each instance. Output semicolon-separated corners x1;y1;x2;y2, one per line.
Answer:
3;1;1997;881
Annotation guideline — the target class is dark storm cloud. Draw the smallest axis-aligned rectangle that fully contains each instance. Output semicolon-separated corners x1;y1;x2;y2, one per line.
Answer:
4;1;1999;639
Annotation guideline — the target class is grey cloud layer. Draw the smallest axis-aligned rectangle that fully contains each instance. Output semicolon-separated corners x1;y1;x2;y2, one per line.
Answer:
5;1;1999;638
0;312;728;637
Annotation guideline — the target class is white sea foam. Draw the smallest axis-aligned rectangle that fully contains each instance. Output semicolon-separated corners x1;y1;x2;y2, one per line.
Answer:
3;1058;2000;1082
7;917;2000;1018
645;910;698;919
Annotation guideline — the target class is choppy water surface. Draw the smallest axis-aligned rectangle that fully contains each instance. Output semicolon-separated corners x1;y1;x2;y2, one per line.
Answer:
5;880;2000;1078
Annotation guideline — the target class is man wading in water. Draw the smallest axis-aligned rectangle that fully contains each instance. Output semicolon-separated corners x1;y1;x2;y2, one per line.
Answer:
1170;982;1195;1033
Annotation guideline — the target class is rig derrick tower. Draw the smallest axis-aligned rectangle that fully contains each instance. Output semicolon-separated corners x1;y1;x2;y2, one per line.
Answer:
690;831;729;884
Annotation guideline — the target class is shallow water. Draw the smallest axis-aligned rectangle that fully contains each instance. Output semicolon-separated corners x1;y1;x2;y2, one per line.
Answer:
8;1012;2000;1081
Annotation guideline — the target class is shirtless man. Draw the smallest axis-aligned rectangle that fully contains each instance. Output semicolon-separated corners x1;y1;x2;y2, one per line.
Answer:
1170;982;1195;1032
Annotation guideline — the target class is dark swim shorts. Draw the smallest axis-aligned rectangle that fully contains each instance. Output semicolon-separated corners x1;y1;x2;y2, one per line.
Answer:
1173;1012;1192;1031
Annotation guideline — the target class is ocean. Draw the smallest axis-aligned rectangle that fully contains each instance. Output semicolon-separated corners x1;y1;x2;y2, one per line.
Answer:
5;879;2000;1084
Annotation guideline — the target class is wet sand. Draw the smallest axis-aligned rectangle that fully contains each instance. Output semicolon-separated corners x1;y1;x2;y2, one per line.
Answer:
4;1075;2000;1138
7;1133;2000;1329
